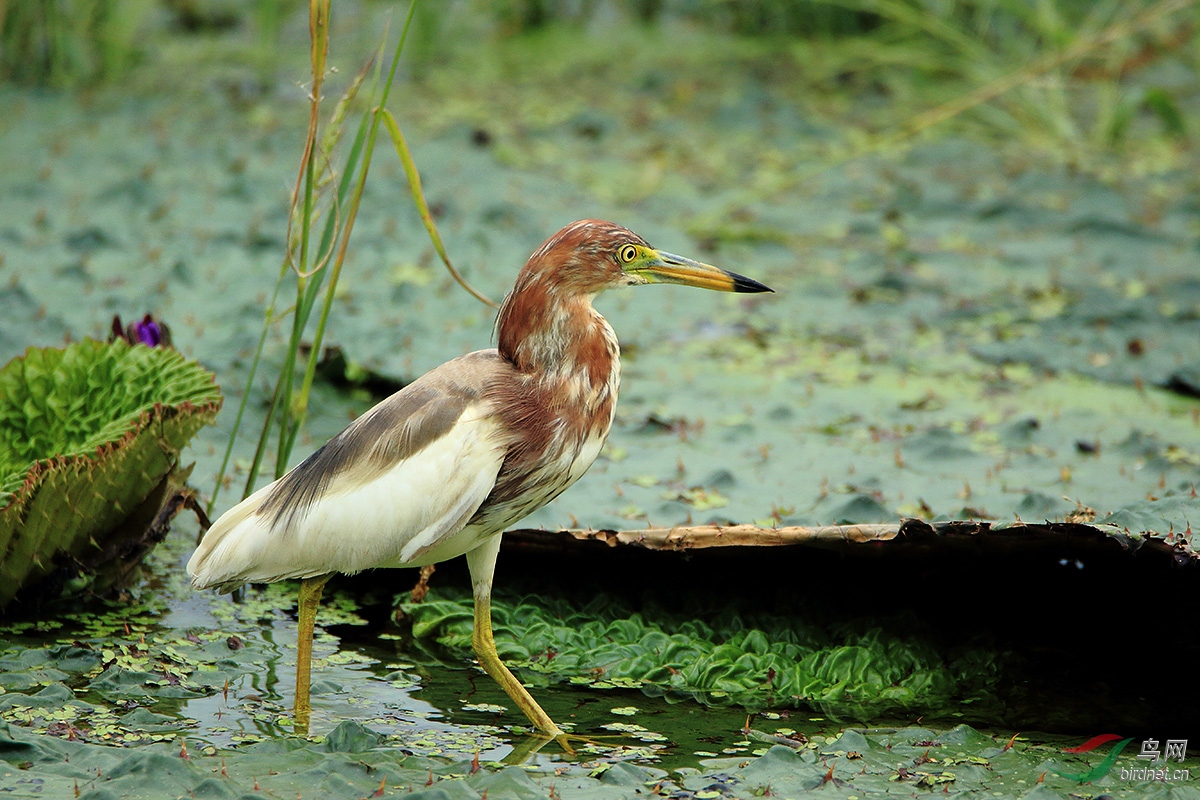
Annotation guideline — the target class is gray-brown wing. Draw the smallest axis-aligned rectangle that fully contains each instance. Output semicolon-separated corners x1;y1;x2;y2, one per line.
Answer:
257;349;505;532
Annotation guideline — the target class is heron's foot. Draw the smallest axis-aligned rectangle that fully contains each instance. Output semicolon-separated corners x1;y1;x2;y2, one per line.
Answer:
294;706;312;738
502;730;637;763
502;731;564;763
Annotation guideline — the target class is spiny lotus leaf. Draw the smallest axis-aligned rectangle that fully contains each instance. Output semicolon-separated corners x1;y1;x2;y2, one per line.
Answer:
0;339;222;607
402;589;1001;719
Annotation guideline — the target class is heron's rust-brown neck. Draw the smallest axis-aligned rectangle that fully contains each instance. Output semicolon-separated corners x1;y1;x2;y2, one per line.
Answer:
496;273;617;395
482;262;622;530
496;218;638;391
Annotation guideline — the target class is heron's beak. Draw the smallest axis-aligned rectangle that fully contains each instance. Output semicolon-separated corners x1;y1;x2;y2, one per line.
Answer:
631;249;774;293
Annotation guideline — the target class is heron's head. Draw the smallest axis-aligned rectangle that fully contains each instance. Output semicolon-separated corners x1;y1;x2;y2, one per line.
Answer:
497;220;772;373
515;219;773;297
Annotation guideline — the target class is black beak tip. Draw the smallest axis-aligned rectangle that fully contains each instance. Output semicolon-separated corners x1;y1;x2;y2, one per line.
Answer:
731;271;774;294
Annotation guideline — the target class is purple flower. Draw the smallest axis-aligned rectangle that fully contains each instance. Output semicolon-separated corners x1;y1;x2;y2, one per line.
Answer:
132;316;163;346
110;314;172;348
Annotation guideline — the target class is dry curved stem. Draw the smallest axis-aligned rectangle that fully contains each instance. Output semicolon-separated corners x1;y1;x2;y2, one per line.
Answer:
281;0;332;285
382;108;499;309
286;167;342;281
285;48;374;281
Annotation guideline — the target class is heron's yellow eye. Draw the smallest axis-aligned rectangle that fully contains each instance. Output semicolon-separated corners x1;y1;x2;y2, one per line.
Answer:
618;244;638;263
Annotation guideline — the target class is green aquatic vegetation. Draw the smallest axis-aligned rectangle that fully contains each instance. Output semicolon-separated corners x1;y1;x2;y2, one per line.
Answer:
207;583;372;631
4;718;1181;799
0;585;506;760
401;588;1003;720
1100;489;1199;548
0;340;219;497
0;618;275;746
0;339;221;607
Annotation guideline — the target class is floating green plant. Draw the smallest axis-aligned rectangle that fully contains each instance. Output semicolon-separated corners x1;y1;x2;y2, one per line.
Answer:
401;588;1004;721
0;339;221;607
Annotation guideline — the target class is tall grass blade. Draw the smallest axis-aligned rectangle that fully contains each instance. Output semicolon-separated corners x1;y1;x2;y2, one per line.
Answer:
280;1;419;464
382;109;498;309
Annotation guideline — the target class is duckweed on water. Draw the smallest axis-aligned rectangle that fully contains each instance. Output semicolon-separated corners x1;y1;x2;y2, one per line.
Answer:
207;582;370;628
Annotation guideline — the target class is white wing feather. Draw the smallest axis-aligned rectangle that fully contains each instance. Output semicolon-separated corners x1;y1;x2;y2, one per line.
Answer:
187;405;504;591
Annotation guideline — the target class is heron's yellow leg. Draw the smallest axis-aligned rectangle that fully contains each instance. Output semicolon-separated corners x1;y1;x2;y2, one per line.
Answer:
294;573;332;735
466;538;565;741
471;591;564;738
